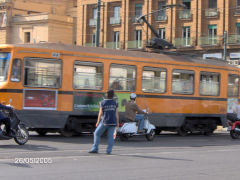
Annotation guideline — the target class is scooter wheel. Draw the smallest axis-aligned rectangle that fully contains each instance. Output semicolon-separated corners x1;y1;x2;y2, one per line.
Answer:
14;125;29;145
119;134;129;141
146;130;155;141
230;130;240;139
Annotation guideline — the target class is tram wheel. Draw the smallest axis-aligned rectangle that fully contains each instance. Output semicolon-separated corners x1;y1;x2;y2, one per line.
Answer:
177;127;188;136
59;129;74;137
36;129;48;136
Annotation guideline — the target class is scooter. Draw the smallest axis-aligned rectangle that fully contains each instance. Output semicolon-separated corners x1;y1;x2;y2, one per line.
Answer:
0;106;29;145
227;119;240;139
117;114;156;141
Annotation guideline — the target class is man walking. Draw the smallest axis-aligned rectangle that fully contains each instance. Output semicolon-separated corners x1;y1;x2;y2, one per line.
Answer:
89;90;119;154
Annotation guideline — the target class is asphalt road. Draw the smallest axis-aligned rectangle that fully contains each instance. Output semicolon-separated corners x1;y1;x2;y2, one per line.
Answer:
0;132;239;180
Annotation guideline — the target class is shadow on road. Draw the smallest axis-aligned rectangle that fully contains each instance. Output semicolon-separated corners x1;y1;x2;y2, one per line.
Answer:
0;144;57;151
27;132;240;149
119;154;193;162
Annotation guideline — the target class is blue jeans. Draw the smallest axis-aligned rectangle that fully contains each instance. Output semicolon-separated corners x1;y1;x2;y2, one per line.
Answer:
91;122;116;154
135;114;145;130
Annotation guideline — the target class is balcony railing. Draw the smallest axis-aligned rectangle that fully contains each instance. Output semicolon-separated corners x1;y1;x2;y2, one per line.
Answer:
84;43;96;47
110;17;120;25
127;40;143;49
132;16;142;23
205;8;218;17
174;38;193;48
227;34;240;44
179;10;192;20
89;19;97;26
105;42;120;49
234;8;240;15
199;36;220;46
0;0;11;3
155;14;167;21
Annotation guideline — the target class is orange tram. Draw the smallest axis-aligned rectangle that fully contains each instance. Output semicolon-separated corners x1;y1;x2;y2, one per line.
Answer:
0;43;239;136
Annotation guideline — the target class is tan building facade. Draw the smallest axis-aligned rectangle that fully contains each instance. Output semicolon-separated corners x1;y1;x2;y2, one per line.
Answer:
0;0;77;44
77;0;240;64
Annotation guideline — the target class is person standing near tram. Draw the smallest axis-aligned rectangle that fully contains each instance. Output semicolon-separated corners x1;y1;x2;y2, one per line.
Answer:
89;89;119;155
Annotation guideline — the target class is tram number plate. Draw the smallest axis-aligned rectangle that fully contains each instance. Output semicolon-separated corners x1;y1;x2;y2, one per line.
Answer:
227;126;232;131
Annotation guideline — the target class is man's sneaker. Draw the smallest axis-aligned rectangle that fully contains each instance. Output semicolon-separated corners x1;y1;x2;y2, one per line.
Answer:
88;150;98;154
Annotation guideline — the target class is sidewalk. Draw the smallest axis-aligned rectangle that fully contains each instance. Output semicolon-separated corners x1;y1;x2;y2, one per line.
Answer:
215;126;228;133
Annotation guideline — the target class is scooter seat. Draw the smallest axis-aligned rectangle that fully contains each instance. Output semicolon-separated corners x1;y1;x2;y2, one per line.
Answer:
121;119;137;123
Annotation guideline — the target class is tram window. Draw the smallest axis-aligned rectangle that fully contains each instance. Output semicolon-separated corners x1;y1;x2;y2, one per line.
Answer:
172;69;194;94
23;57;62;88
142;67;166;93
10;59;21;82
199;72;220;96
228;74;239;97
0;52;10;82
109;64;136;91
73;61;103;90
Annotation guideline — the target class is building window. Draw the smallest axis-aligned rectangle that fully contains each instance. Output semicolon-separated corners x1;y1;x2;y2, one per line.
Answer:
158;1;166;16
155;1;167;21
113;6;120;18
93;8;97;19
209;0;217;8
236;23;240;35
24;32;31;43
183;0;191;9
182;26;191;46
135;30;142;48
135;4;142;17
142;67;167;93
237;0;240;7
113;31;120;49
208;24;217;45
158;28;165;39
110;6;121;24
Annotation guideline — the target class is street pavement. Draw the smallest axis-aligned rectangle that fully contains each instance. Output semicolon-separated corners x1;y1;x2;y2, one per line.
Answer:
0;132;239;180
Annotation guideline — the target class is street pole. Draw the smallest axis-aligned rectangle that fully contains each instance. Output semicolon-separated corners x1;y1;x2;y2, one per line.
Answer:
96;0;101;47
223;31;227;61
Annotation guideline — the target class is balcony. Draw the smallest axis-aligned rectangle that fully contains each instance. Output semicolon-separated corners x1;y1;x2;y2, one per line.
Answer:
89;19;97;26
110;17;120;25
234;8;240;15
179;10;192;20
132;16;142;23
199;36;220;46
105;42;120;49
155;14;167;21
205;8;218;17
227;34;240;45
0;0;11;3
127;40;143;49
174;38;194;48
84;43;96;47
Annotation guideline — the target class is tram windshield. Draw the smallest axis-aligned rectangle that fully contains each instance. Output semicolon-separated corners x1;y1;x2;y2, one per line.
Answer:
0;52;11;82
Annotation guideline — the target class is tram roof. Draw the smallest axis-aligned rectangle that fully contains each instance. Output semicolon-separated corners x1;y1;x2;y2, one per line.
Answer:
4;43;236;68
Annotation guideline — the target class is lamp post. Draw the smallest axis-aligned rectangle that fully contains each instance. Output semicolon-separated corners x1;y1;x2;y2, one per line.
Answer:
95;0;101;47
223;31;227;61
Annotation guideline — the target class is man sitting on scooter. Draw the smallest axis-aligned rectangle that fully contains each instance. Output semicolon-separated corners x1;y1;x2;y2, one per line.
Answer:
125;93;147;133
0;103;13;136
